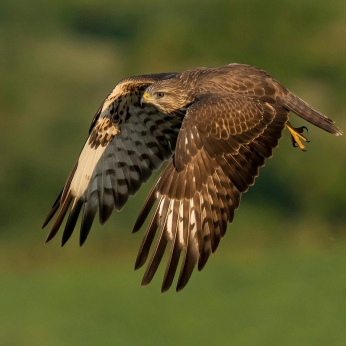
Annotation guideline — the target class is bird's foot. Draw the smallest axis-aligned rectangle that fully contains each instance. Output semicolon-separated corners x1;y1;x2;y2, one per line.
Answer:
286;122;310;151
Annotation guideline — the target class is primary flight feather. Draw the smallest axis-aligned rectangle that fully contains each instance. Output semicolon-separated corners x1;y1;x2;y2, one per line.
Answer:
43;63;342;292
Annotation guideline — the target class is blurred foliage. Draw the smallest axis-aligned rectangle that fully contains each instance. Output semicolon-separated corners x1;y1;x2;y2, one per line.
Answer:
0;0;346;345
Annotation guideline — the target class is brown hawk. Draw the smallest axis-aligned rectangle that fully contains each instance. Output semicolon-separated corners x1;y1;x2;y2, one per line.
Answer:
43;64;342;292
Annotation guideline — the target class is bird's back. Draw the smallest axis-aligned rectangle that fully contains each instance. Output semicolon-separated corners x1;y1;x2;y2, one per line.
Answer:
180;63;341;135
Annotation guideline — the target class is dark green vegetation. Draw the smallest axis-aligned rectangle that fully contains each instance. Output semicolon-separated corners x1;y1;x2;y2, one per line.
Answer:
0;0;345;344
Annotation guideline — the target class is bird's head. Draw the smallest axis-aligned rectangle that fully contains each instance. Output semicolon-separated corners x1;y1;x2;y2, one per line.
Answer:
141;79;188;114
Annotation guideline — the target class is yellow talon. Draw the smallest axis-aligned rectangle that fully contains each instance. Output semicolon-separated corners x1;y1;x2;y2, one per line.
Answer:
286;122;309;151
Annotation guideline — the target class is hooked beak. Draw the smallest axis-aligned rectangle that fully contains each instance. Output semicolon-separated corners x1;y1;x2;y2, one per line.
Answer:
141;92;151;107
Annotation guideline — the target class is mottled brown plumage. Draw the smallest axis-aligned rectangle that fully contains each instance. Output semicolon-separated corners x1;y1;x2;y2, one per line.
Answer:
43;63;342;291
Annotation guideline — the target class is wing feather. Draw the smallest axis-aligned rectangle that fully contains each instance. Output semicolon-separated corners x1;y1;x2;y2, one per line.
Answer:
134;195;163;270
161;199;184;292
141;196;171;286
133;93;289;291
43;73;184;244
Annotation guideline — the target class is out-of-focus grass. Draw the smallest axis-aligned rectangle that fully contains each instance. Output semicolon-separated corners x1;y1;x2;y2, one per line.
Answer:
1;0;346;344
1;241;346;346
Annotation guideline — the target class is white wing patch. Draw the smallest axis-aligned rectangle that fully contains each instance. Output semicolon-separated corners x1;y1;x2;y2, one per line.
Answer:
70;139;108;202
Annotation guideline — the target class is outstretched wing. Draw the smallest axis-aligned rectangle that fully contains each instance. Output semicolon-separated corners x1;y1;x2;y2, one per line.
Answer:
43;73;186;246
133;93;289;292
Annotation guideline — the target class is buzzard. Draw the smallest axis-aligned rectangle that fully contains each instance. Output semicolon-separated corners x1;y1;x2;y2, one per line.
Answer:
43;64;342;292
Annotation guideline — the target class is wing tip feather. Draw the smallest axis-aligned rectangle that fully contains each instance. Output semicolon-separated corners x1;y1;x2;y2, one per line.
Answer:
161;285;170;293
335;128;343;136
42;190;63;229
134;257;146;271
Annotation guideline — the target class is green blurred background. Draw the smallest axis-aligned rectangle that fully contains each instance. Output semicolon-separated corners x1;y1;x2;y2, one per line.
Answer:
1;0;346;345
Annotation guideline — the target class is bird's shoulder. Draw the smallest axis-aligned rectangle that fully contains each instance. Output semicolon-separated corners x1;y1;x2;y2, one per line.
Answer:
88;72;179;135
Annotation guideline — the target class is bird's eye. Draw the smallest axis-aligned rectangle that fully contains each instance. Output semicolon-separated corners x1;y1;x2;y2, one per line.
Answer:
155;92;165;98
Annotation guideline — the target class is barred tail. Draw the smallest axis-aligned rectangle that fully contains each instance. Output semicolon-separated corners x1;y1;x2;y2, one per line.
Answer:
283;92;343;136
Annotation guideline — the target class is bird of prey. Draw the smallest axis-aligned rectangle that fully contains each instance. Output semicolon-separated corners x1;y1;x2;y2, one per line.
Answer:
43;63;342;292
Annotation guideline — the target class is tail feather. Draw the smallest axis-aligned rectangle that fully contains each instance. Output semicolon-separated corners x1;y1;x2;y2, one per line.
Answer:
283;92;343;136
